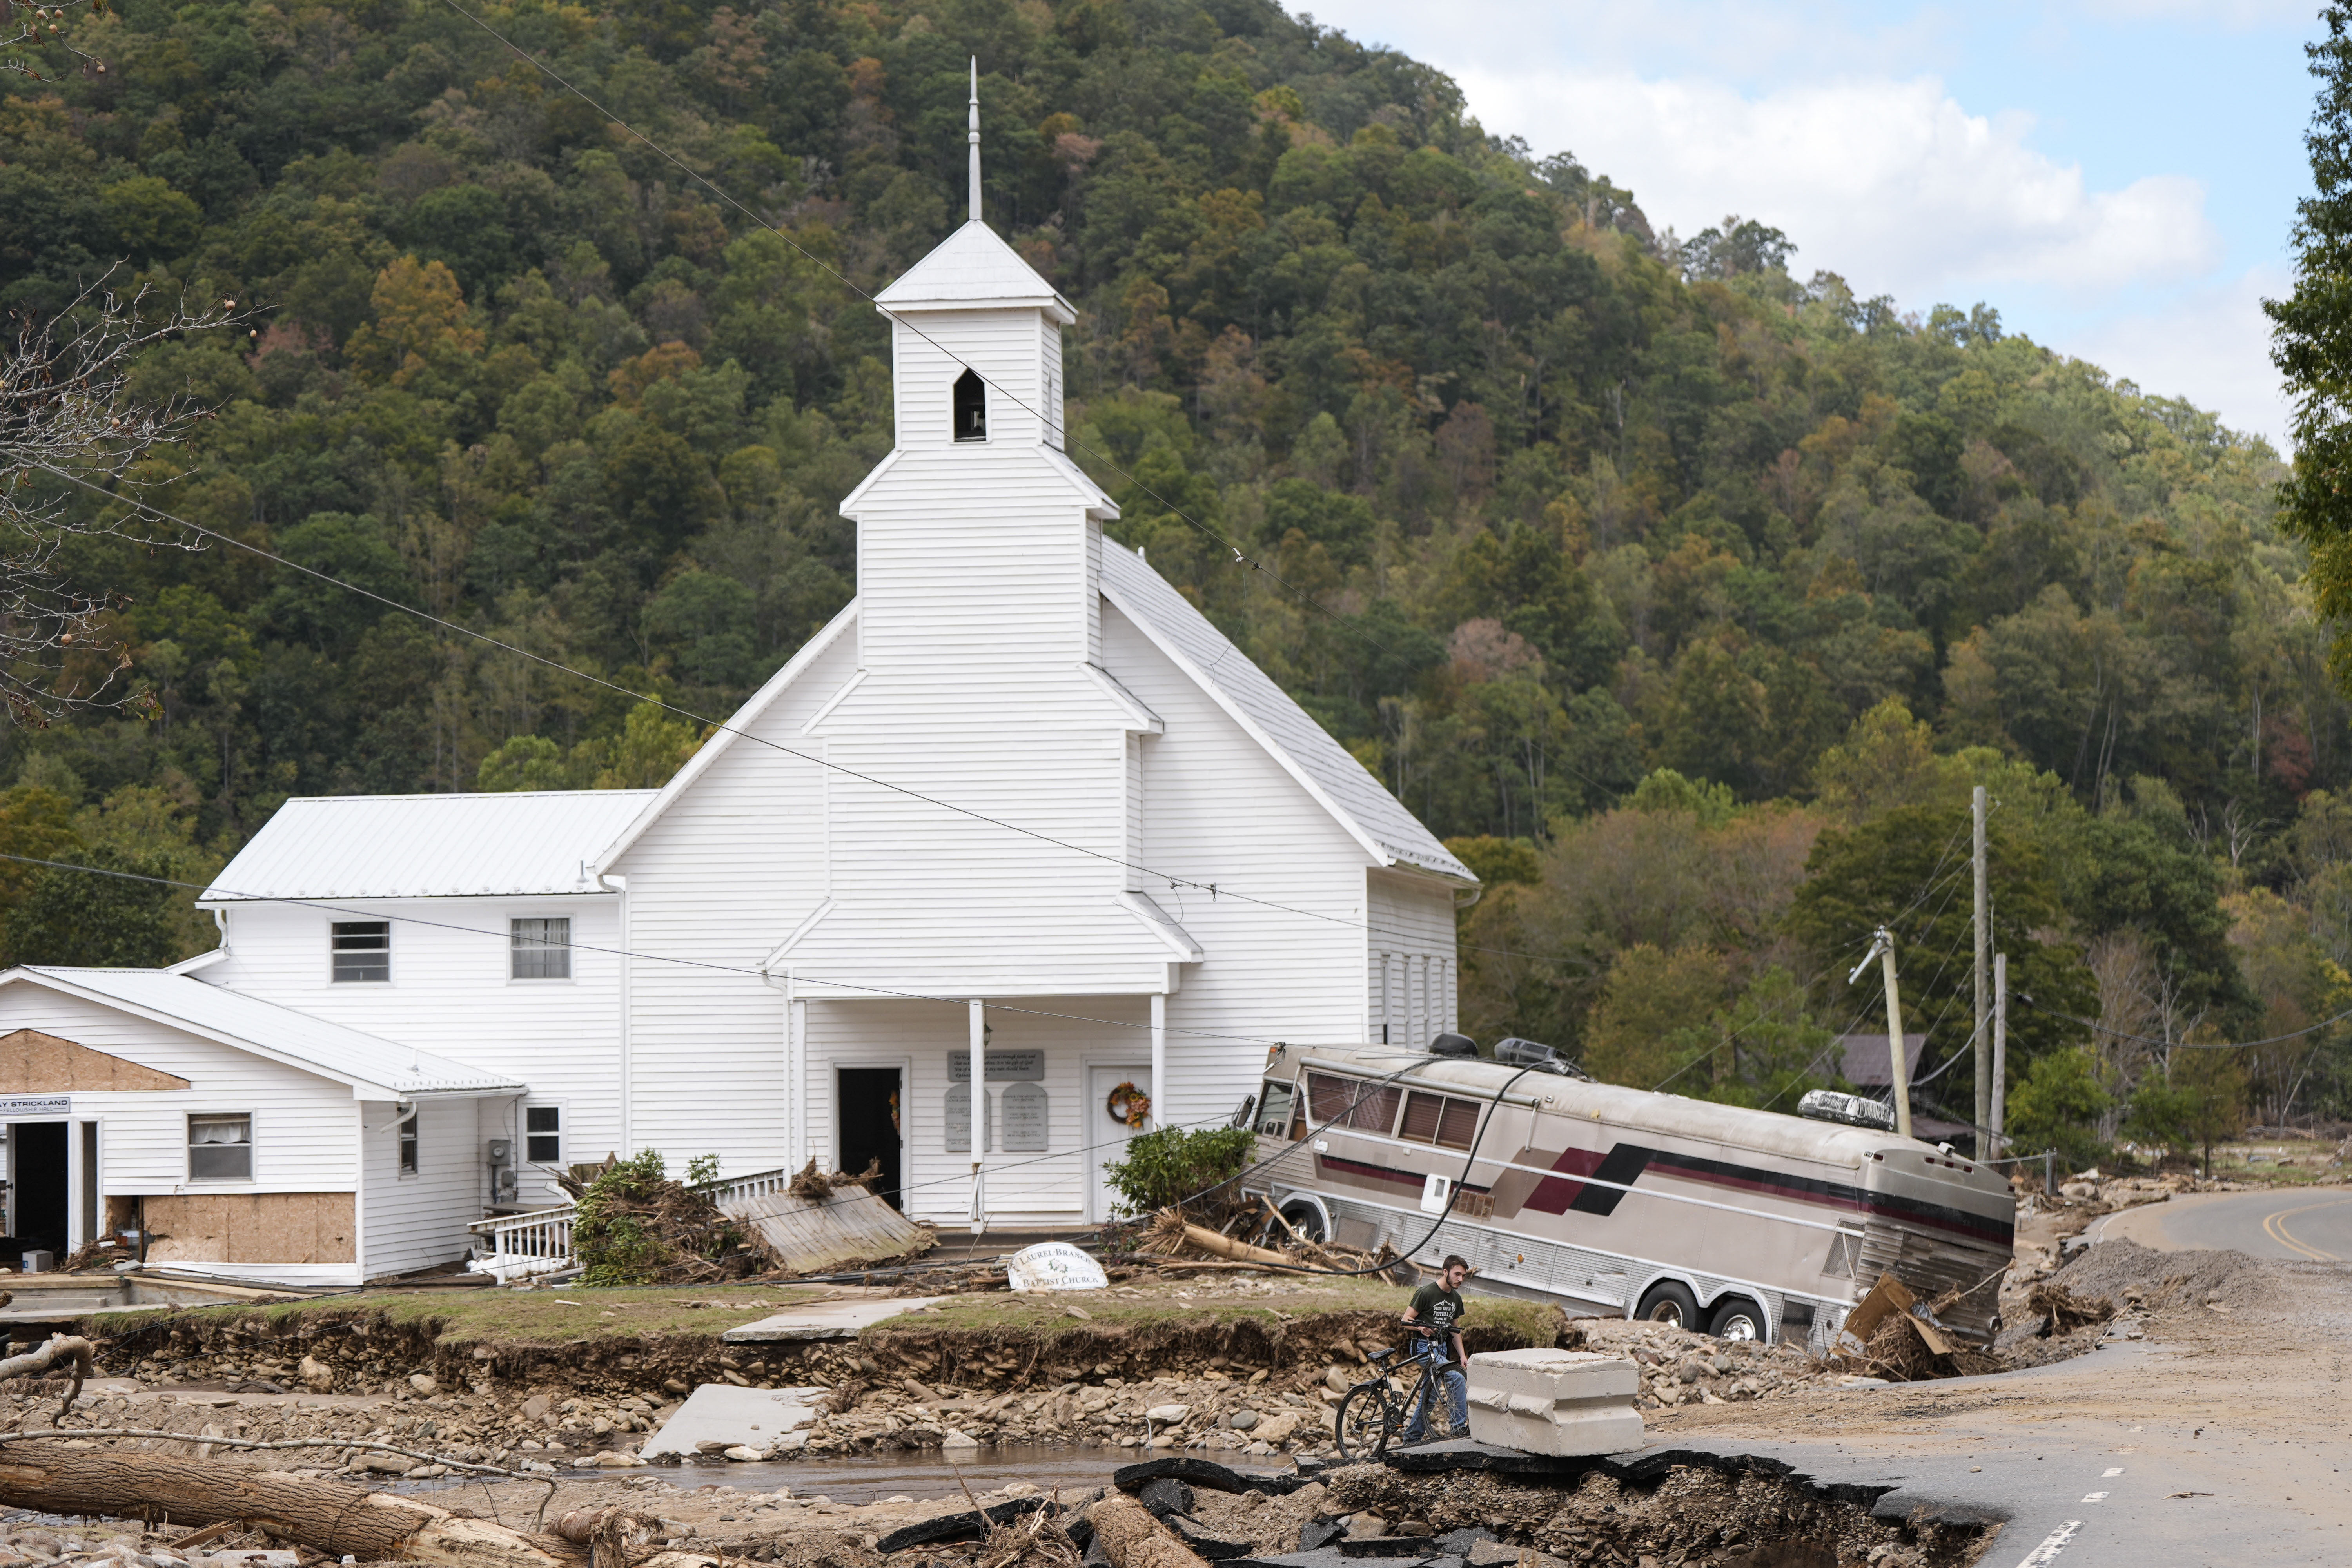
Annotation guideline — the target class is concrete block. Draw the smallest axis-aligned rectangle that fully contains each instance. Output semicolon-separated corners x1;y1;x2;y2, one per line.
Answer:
639;1383;827;1459
1463;1349;1643;1458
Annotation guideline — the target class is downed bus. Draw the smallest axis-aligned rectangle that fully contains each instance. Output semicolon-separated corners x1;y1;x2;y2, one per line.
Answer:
1240;1038;2014;1349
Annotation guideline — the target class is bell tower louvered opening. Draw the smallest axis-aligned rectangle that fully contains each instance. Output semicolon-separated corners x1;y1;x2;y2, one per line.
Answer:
953;368;987;442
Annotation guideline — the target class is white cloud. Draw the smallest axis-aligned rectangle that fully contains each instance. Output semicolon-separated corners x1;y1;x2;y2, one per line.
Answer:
2060;265;2292;446
1456;69;2224;301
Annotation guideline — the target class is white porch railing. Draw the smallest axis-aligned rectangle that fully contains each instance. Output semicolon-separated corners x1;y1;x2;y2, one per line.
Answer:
464;1166;792;1280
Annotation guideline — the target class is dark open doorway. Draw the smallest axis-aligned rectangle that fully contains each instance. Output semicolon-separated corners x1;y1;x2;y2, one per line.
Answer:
837;1067;904;1211
9;1122;67;1261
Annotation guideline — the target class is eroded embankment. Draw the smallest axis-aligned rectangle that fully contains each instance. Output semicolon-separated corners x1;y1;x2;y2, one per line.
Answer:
87;1301;1573;1401
1321;1453;1994;1568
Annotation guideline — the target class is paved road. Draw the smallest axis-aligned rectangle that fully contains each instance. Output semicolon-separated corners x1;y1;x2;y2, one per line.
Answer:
1659;1341;2352;1567
2091;1185;2352;1260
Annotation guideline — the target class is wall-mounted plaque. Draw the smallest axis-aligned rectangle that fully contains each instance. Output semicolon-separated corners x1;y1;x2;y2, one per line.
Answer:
945;1084;993;1152
947;1050;1046;1082
1000;1081;1049;1152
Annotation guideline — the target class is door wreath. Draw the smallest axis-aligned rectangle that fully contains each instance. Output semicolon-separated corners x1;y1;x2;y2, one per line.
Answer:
1106;1081;1152;1129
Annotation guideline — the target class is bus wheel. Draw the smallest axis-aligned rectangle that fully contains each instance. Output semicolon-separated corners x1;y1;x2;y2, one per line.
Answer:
1709;1296;1766;1342
1635;1280;1700;1330
1278;1198;1329;1245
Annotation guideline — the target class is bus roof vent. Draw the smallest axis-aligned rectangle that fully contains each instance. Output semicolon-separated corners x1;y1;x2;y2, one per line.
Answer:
1494;1036;1590;1079
1428;1033;1479;1059
1798;1089;1896;1131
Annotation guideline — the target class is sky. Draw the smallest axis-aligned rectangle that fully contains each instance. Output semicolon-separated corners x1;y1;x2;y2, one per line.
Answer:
1310;0;2324;449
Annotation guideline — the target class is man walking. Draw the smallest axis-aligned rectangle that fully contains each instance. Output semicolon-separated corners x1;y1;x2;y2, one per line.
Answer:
1399;1254;1470;1444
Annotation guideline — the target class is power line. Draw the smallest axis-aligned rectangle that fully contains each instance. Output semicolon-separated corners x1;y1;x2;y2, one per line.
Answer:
0;850;1334;1053
417;0;1636;856
44;468;1524;969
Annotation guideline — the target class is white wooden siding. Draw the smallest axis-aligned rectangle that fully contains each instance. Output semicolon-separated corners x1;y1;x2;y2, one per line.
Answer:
358;1095;477;1279
802;995;1147;1228
1099;601;1380;1131
201;895;621;1209
0;987;362;1197
893;310;1053;450
611;627;849;1173
1367;870;1460;1049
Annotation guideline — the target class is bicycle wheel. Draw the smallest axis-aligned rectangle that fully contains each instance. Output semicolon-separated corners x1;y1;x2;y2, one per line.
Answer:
1334;1384;1397;1460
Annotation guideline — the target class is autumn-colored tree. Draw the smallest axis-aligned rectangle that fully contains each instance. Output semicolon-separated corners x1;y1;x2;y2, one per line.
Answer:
345;257;484;386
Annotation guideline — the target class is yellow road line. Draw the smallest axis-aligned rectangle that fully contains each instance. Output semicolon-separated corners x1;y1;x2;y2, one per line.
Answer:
2261;1196;2350;1262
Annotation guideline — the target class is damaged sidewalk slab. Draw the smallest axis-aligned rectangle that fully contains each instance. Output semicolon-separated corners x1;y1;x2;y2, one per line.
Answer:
638;1384;829;1460
719;1294;945;1343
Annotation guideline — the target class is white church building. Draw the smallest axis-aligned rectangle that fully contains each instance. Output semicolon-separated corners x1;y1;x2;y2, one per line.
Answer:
0;103;1473;1283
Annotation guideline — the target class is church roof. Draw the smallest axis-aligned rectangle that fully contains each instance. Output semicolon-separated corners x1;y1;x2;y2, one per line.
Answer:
202;790;655;902
1099;545;1475;884
874;220;1076;323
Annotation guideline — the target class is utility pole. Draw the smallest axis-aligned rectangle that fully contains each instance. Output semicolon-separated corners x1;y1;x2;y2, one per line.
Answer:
1972;785;1990;1146
1850;927;1912;1139
1991;952;2009;1157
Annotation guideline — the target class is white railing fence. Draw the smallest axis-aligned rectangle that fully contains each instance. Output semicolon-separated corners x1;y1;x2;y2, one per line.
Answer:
465;1165;793;1280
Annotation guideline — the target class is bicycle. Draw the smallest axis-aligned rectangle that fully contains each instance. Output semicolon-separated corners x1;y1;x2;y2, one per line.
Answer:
1333;1333;1466;1459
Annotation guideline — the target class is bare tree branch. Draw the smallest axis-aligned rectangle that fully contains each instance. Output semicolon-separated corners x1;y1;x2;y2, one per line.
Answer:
0;269;239;724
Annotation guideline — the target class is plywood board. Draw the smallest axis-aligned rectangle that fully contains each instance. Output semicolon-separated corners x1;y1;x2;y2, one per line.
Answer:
143;1192;356;1264
0;1029;189;1092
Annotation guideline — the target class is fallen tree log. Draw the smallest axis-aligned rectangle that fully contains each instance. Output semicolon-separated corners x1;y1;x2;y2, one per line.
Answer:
1084;1494;1207;1568
0;1446;714;1568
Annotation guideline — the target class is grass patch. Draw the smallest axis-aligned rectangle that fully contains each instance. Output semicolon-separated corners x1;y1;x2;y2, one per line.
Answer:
89;1283;824;1345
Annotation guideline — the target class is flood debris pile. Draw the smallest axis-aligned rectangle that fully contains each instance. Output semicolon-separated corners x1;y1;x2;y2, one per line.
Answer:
1568;1319;1842;1409
1131;1206;1411;1283
568;1153;765;1287
797;1366;1337;1458
1827;1276;1998;1384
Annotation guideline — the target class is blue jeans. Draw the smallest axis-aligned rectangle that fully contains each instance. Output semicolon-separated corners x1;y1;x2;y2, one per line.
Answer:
1401;1363;1466;1444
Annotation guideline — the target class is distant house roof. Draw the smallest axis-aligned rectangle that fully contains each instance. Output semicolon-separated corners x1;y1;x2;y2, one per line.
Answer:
202;791;657;902
1099;545;1475;884
1839;1033;1927;1087
873;219;1076;322
4;967;524;1097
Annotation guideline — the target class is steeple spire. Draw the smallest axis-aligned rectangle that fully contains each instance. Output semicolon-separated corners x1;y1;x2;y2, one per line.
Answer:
967;58;982;224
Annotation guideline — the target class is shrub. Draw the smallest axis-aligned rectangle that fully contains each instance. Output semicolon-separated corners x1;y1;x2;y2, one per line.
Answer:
1100;1125;1256;1219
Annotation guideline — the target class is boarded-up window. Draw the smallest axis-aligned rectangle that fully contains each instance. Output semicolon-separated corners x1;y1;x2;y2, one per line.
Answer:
1306;1072;1401;1134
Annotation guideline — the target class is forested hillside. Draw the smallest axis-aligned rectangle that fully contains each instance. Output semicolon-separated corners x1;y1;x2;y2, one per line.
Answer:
5;0;2347;1149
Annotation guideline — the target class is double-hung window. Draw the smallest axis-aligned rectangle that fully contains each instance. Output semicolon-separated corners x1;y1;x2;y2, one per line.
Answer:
398;1113;420;1175
189;1114;252;1181
525;1105;562;1165
510;917;572;980
331;921;390;983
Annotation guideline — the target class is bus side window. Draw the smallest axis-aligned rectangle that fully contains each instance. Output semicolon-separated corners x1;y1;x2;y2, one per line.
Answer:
1256;1080;1297;1138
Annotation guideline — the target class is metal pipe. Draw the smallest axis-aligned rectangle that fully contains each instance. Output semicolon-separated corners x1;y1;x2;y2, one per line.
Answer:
969;998;985;1236
1881;937;1912;1140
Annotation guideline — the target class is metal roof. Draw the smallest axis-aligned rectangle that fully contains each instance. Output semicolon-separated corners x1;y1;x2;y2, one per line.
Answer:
7;968;525;1096
202;791;657;902
1100;546;1475;883
873;220;1076;321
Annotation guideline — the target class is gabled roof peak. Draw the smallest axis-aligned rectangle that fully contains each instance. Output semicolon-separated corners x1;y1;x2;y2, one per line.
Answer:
874;221;1076;323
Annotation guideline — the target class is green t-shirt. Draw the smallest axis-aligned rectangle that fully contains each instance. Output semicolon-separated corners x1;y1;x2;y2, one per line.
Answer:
1407;1282;1465;1365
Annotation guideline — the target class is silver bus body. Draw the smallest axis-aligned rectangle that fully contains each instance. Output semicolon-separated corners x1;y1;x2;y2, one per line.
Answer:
1243;1045;2014;1349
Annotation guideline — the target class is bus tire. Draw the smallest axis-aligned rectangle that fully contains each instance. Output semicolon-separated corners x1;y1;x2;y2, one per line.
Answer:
1709;1295;1767;1342
1635;1279;1701;1330
1278;1197;1330;1245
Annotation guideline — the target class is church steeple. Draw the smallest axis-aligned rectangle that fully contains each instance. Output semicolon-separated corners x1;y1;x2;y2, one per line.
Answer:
967;58;982;225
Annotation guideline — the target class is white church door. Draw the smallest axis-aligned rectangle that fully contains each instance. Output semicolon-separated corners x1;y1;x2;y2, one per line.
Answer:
1086;1065;1153;1224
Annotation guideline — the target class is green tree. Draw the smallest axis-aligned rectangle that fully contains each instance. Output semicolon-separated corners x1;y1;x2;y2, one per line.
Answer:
4;847;181;967
2269;4;2352;674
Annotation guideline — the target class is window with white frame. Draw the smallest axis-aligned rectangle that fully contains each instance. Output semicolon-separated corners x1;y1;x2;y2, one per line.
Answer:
510;917;572;980
398;1113;420;1175
189;1114;252;1180
331;920;390;982
525;1105;562;1165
